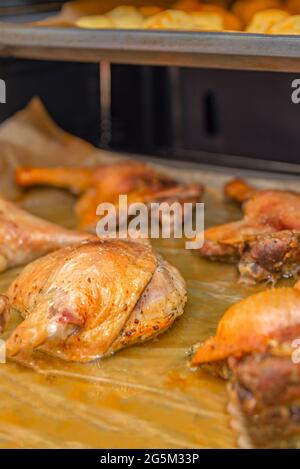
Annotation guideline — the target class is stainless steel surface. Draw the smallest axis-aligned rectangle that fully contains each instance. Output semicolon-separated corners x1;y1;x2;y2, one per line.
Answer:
1;23;300;71
142;151;300;180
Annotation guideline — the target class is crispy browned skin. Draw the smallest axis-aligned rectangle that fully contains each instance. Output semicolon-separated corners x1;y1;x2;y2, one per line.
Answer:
224;178;257;203
0;194;94;275
191;283;300;448
191;286;300;367
200;178;300;283
16;161;204;231
1;240;186;362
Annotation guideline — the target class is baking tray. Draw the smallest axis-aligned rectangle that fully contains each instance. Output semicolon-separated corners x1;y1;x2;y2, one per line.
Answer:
2;22;300;72
0;172;298;449
0;99;299;448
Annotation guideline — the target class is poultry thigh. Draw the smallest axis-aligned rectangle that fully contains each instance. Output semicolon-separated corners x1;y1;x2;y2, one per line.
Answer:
16;161;204;231
200;178;300;283
191;282;300;448
1;239;186;361
0;194;94;273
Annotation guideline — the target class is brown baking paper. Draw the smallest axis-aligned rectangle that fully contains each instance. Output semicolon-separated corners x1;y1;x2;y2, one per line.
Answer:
0;98;298;448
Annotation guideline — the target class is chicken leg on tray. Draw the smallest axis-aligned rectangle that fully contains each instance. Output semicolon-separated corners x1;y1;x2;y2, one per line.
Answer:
16;161;204;231
200;178;300;284
0;194;94;273
0;239;186;361
191;282;300;448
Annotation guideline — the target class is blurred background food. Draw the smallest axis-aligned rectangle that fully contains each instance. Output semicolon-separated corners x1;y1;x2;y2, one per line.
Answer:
70;0;300;33
268;13;300;32
246;9;290;33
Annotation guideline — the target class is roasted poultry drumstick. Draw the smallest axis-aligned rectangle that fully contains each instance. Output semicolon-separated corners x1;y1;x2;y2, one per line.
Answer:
16;161;204;232
200;178;300;284
191;282;300;448
0;194;94;273
0;239;186;361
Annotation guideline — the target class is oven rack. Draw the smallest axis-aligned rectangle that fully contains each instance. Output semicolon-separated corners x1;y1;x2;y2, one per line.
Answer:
1;23;300;72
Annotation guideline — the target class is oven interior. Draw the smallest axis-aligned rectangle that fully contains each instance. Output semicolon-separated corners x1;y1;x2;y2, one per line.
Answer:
1;2;300;174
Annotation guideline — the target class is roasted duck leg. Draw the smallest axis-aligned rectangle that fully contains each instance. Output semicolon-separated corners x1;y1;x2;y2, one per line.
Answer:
16;161;204;231
0;194;94;274
200;178;300;283
191;283;300;448
223;178;257;203
1;240;186;361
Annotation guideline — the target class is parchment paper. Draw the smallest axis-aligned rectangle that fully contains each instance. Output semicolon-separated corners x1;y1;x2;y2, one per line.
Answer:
0;98;298;448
